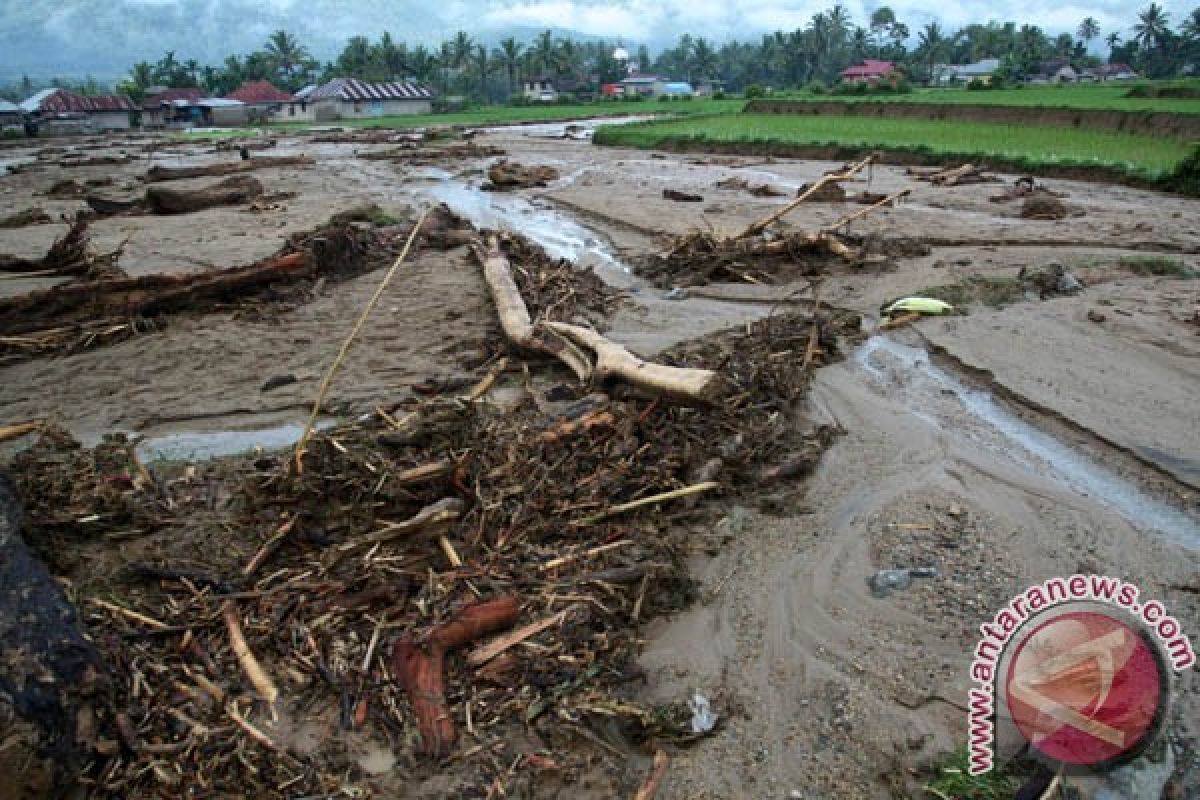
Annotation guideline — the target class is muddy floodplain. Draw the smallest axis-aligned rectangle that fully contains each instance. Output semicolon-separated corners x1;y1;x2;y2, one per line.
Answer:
1;123;1198;799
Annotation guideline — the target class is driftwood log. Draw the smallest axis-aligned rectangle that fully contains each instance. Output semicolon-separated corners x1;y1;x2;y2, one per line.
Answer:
472;236;592;381
544;321;723;404
474;237;722;402
0;219;113;278
144;175;264;214
738;152;875;239
391;596;521;757
0;477;104;799
144;156;314;183
0;252;309;337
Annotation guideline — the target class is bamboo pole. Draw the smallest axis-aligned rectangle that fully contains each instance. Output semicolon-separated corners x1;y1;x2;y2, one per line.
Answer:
294;210;429;472
737;153;875;239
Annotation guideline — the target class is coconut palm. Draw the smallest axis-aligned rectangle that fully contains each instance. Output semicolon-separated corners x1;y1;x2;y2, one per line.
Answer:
473;44;493;100
265;30;310;84
533;30;556;75
1077;17;1100;48
691;37;717;81
1133;3;1170;50
1182;9;1200;42
1105;32;1122;50
494;38;524;93
917;22;949;83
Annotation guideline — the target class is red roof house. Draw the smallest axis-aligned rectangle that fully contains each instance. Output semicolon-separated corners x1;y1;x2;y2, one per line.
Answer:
227;81;297;105
840;60;897;83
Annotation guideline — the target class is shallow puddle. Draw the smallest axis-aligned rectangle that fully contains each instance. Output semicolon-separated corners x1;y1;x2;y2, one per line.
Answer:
135;421;332;463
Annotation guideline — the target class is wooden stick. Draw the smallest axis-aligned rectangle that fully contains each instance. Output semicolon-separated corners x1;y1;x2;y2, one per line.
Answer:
242;516;297;578
821;188;911;233
540;539;632;571
633;750;670;800
802;285;822;370
0;419;44;443
223;602;279;712
394;460;455;487
339;497;464;550
579;481;721;524
90;597;168;630
294;209;429;472
544;321;722;404
467;610;569;666
226;700;282;752
738;153;875;239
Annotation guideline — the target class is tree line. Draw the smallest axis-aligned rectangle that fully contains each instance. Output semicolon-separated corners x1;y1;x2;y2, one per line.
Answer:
3;4;1198;104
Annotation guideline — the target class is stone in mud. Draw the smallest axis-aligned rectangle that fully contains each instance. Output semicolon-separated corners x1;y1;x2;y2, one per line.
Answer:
0;476;104;799
1064;735;1174;800
1018;261;1085;300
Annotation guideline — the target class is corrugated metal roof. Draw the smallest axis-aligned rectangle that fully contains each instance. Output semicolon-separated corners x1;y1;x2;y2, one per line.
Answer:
143;88;206;109
197;98;244;107
308;78;434;102
227;81;296;104
22;88;136;113
0;100;21;113
295;84;317;99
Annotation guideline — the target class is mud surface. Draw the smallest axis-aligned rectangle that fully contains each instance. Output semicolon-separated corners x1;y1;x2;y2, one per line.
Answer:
1;125;1198;798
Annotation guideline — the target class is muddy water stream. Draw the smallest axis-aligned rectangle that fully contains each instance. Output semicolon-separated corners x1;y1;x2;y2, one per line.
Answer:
851;335;1200;548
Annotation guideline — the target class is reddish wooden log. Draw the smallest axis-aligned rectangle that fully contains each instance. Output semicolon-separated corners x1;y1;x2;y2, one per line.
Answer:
391;596;521;757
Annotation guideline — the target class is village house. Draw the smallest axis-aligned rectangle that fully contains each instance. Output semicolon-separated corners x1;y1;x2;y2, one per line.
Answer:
227;81;297;122
140;87;206;128
619;74;666;97
20;89;137;134
933;58;1000;85
1030;60;1078;83
661;82;695;98
1081;63;1139;81
0;100;23;133
306;78;434;120
840;59;897;84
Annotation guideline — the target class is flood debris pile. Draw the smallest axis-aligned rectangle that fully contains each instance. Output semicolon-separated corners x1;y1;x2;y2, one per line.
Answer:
637;154;913;288
1018;192;1071;220
0;207;463;365
144;156;315;183
715;176;787;197
1;214;855;795
905;163;999;187
0;217;124;281
482;160;560;191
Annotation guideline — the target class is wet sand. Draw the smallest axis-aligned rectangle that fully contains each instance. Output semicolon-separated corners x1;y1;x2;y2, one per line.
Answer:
1;123;1198;797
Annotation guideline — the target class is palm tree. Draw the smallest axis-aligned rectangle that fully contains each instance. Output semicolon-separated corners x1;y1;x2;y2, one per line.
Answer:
1182;9;1200;42
1105;32;1121;50
917;22;948;83
691;38;717;81
473;44;493;101
451;31;474;70
869;6;897;53
534;30;556;75
265;30;310;84
1077;17;1100;48
495;38;524;93
1133;3;1170;50
130;61;155;90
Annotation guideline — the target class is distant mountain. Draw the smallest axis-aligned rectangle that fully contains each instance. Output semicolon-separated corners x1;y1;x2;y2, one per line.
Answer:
0;0;637;85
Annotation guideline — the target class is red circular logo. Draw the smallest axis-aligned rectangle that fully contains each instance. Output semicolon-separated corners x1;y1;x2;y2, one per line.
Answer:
1004;609;1168;768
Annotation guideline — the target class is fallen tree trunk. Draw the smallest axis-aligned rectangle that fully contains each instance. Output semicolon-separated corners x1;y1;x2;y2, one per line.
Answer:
545;321;723;404
392;596;521;757
144;156;314;183
145;175;264;214
0;477;104;800
0;252;309;336
0;219;98;277
472;236;592;382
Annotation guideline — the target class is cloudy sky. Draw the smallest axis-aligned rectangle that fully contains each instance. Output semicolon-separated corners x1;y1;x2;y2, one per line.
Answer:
462;0;1190;42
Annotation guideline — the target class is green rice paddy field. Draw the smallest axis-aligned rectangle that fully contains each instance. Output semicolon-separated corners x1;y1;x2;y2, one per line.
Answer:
595;113;1195;179
775;82;1200;114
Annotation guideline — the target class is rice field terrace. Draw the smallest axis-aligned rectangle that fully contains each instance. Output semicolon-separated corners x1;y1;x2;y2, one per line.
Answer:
265;98;748;130
772;81;1200;113
595;112;1198;185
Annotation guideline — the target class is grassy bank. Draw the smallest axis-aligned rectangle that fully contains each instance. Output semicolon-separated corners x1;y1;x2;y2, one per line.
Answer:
595;113;1195;181
771;81;1200;114
265;98;747;131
